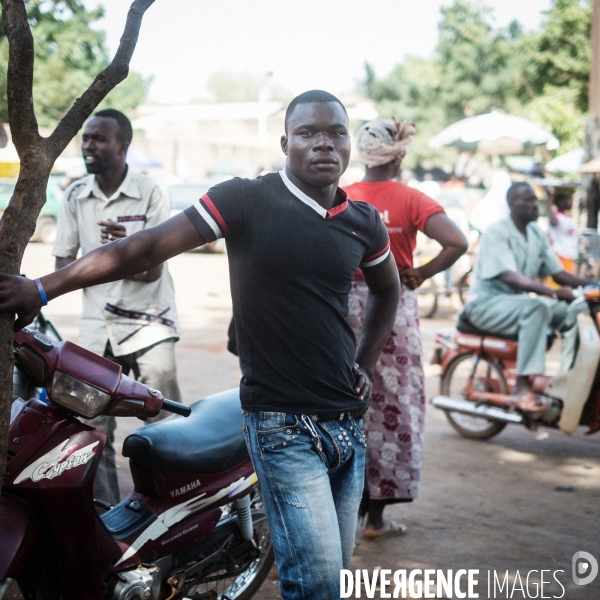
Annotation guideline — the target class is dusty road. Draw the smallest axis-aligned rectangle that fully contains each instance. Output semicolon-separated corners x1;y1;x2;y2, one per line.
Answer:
6;243;600;600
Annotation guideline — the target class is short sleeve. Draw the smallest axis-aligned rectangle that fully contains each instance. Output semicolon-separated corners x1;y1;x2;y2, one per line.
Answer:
409;188;445;232
52;182;84;258
477;224;518;280
360;211;391;272
183;178;244;243
144;184;171;229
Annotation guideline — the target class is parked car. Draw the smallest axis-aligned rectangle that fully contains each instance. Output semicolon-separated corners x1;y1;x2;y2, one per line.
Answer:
0;175;64;243
168;179;226;253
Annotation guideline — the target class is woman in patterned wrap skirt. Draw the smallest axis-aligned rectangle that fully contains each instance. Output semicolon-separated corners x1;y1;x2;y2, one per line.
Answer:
343;118;467;538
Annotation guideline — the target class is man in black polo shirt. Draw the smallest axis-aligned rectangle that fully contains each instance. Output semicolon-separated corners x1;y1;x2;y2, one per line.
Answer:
2;90;400;600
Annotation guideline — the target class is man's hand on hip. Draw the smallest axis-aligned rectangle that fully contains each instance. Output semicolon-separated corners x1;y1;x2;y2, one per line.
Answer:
353;363;372;402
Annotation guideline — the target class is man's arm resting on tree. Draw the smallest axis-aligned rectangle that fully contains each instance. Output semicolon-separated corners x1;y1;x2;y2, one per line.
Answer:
44;213;204;298
56;255;162;282
0;213;205;328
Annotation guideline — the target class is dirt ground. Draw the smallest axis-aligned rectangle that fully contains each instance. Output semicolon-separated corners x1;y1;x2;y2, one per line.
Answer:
5;243;600;600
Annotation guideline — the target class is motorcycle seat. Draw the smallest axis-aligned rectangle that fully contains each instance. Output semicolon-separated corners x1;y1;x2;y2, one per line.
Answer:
456;316;518;340
122;388;249;473
457;316;557;349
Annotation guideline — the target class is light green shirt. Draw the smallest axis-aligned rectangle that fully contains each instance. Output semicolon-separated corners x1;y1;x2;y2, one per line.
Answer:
467;217;562;301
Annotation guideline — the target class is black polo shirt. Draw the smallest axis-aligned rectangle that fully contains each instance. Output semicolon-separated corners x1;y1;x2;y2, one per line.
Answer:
184;171;391;415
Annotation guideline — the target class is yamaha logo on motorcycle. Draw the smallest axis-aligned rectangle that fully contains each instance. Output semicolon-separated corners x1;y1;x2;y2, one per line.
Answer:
169;478;201;498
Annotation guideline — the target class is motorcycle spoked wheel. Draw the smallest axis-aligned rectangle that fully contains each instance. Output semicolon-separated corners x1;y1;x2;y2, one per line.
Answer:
181;508;274;600
440;353;508;440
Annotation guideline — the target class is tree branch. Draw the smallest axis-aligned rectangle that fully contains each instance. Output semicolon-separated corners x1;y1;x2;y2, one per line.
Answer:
0;0;41;156
47;0;155;158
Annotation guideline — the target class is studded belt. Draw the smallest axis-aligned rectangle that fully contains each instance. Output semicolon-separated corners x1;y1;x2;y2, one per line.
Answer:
308;409;367;423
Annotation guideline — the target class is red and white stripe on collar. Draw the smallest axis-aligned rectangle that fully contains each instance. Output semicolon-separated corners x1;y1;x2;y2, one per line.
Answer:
279;170;348;219
193;194;230;239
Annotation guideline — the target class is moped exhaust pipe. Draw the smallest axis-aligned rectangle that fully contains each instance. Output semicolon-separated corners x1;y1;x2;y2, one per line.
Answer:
430;395;524;424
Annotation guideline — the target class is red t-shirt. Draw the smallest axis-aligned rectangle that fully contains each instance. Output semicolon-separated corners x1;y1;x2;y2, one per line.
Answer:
342;180;444;271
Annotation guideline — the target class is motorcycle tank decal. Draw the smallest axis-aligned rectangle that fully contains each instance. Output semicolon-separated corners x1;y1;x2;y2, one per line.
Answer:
13;439;99;484
115;472;257;566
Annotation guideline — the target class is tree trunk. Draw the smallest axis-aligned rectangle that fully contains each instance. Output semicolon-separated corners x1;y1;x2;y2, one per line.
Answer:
585;118;600;230
586;0;600;228
0;0;155;495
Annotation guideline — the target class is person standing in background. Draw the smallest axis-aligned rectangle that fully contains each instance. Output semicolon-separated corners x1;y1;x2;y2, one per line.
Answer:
547;191;578;274
344;118;467;539
52;109;182;507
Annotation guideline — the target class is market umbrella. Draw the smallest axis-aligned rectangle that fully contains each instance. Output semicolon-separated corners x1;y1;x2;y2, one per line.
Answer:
545;147;585;174
428;111;559;155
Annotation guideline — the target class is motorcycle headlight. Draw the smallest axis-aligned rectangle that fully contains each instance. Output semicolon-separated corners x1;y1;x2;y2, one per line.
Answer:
52;371;111;418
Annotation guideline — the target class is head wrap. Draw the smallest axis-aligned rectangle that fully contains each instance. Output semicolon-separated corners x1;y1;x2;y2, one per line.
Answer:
355;118;416;168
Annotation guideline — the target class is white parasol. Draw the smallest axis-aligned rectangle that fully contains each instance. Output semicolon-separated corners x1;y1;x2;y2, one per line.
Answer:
429;111;559;155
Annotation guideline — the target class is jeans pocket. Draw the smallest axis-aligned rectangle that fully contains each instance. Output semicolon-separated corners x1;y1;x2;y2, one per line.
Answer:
257;412;299;434
257;414;303;452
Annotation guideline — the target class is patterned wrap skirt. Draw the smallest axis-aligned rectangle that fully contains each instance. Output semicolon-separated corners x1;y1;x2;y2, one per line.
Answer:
348;281;426;501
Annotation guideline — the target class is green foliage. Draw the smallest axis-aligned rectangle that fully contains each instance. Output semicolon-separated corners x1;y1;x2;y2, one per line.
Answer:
521;85;586;152
0;0;150;127
436;1;522;121
363;57;451;168
361;0;593;160
521;0;591;112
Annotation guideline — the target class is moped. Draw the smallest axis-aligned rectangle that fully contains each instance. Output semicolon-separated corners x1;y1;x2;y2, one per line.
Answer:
0;325;274;600
430;287;600;440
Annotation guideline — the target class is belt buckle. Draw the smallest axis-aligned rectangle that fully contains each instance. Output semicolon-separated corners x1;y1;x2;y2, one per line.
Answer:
338;413;345;420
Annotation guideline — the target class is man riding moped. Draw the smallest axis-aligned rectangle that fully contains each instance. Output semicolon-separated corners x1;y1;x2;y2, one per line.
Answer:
460;182;594;411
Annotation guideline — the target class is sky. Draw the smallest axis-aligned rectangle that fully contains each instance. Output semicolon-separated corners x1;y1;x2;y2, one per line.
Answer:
86;0;553;105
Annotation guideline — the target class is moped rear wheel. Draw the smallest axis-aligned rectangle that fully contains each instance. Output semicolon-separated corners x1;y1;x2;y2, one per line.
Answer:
182;497;274;600
440;353;507;440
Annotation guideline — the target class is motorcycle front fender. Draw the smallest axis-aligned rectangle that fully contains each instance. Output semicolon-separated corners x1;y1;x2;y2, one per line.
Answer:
0;492;40;582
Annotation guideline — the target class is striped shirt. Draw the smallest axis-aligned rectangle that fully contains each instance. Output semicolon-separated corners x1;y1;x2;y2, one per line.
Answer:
184;171;390;414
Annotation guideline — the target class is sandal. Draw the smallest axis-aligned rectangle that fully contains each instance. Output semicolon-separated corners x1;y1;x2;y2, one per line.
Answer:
363;521;408;540
513;392;547;413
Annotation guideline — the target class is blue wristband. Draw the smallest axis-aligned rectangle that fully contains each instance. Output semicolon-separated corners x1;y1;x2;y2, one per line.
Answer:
34;278;48;306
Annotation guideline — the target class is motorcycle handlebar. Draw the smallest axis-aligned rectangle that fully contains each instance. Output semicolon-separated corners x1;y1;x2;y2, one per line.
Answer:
162;398;192;417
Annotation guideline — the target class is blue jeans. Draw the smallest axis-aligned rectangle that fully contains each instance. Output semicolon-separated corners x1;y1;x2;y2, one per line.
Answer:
243;411;366;600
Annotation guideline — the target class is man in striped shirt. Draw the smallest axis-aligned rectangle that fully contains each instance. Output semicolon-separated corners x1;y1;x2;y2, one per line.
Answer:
3;90;400;600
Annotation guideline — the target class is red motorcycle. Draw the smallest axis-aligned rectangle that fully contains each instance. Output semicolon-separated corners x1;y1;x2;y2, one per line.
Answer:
0;326;273;600
430;287;600;440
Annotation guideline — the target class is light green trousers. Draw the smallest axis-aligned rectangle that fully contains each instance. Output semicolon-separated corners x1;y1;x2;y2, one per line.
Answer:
462;295;585;376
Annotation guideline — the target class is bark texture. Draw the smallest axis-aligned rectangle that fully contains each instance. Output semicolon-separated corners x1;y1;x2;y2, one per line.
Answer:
0;0;155;493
